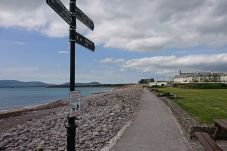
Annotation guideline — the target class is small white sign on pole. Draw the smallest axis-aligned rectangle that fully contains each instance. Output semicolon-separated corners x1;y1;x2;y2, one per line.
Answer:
69;90;80;117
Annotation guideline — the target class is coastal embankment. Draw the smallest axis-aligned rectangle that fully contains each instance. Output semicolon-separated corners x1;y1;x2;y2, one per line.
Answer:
0;86;143;151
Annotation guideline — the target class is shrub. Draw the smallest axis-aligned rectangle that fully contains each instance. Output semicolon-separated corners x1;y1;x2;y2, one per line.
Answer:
173;83;227;89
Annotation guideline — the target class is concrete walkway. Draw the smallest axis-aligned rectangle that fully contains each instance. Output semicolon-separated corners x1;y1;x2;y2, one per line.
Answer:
111;89;192;151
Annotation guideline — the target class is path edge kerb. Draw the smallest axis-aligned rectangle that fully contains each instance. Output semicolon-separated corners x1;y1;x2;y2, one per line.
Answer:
151;91;214;139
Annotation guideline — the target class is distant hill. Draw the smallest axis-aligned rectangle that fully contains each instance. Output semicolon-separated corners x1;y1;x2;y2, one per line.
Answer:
0;80;129;88
50;82;102;87
0;80;49;88
49;82;129;88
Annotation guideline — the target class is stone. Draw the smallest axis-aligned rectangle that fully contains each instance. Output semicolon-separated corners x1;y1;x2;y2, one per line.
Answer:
36;140;45;150
49;146;55;150
0;87;142;151
57;146;65;151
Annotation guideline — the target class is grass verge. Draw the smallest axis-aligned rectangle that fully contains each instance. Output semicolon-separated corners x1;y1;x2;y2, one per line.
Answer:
154;87;227;124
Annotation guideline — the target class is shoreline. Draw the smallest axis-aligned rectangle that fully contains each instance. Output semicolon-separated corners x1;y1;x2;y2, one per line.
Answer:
0;86;116;113
0;91;110;120
0;87;124;131
0;86;143;150
0;98;67;112
0;99;67;119
0;86;118;116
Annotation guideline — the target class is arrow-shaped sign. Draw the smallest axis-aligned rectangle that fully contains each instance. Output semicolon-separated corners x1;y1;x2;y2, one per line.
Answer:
46;0;71;25
47;0;95;51
75;32;95;51
75;6;94;31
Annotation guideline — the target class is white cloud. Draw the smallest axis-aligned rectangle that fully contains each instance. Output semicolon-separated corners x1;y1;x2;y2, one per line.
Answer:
0;41;27;46
100;58;113;63
122;53;227;76
88;0;227;51
0;66;39;80
0;66;68;84
98;53;227;81
13;41;27;46
100;58;125;64
1;0;227;51
58;50;69;54
0;66;39;74
77;69;136;84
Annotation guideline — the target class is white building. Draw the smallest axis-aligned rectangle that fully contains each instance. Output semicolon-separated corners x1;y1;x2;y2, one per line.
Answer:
220;74;227;82
173;70;226;83
149;81;168;87
174;75;192;83
173;70;194;83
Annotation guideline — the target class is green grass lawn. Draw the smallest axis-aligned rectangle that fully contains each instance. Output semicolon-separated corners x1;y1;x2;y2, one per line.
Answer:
156;87;227;124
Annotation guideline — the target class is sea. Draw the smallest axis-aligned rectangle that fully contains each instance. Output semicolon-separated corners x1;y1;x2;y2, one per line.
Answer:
0;87;114;111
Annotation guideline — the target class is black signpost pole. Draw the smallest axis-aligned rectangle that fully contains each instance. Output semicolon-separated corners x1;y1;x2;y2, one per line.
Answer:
68;0;76;151
46;0;94;150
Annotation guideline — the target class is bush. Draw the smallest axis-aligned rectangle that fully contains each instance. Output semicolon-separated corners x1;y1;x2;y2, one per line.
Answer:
150;85;166;88
173;83;227;89
159;92;170;97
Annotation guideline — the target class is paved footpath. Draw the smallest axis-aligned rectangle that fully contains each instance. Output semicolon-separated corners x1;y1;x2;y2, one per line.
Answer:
111;89;193;151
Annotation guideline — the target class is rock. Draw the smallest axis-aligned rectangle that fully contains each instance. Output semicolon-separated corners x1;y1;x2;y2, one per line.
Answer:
109;113;115;116
0;86;142;151
36;140;45;151
27;142;35;149
57;146;65;151
18;146;26;151
48;146;55;150
1;133;13;140
92;131;99;136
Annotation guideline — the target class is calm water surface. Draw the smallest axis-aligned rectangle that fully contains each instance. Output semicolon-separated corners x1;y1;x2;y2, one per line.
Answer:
0;87;114;110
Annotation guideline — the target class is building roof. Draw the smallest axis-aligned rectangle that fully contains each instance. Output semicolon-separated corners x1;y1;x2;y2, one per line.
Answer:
174;71;227;79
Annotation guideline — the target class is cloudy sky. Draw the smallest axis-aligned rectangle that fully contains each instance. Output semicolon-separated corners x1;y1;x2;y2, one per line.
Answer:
0;0;227;84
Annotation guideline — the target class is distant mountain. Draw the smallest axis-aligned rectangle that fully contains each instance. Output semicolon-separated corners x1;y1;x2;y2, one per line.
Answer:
0;80;129;88
49;82;129;88
0;80;49;88
50;82;102;87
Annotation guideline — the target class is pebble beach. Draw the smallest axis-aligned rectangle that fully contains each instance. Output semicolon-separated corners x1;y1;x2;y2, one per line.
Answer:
0;86;143;151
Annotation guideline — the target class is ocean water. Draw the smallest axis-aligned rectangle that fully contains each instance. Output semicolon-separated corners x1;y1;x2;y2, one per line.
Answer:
0;87;114;110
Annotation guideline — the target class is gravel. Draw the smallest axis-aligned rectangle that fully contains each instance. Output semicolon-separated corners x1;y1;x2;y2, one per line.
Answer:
0;86;143;151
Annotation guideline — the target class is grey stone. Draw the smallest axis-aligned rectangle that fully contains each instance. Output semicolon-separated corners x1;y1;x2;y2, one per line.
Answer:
2;133;13;140
57;146;65;151
1;87;143;151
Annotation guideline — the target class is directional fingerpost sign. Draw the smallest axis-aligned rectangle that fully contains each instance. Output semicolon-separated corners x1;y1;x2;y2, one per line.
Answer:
46;0;71;25
75;32;95;51
46;0;95;150
75;6;94;30
73;6;95;50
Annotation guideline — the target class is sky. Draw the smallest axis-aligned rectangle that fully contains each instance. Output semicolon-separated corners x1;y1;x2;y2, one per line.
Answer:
0;0;227;84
